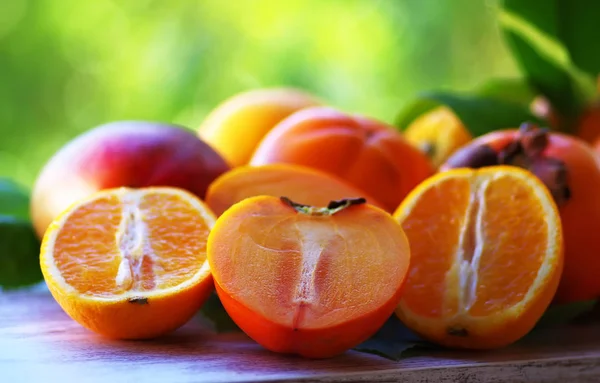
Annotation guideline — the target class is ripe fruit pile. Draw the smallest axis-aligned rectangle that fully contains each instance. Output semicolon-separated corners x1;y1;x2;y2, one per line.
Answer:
33;87;600;359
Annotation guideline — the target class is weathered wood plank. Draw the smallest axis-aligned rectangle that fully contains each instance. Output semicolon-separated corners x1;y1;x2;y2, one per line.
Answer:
1;292;599;382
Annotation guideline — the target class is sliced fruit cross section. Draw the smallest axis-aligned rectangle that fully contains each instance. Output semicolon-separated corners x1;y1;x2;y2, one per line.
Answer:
40;187;216;339
394;166;563;349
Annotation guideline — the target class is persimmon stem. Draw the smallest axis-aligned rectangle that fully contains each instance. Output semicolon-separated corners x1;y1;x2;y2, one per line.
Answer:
280;196;366;216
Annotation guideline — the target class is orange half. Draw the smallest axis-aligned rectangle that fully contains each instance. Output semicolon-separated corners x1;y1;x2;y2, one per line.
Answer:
40;187;216;339
393;165;563;349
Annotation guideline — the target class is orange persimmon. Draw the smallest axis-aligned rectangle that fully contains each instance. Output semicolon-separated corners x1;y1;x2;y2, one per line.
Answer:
207;195;411;358
249;106;434;212
205;163;386;216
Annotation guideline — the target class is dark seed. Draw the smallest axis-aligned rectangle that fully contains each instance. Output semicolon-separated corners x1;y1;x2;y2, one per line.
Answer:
127;297;149;305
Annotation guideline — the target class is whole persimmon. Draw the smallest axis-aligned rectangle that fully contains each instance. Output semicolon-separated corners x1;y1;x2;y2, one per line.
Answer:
198;88;320;167
207;195;410;358
250;106;434;212
441;123;600;304
576;104;600;145
31;121;229;238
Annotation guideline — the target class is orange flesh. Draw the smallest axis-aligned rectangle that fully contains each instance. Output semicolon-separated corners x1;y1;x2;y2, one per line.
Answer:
401;172;549;319
206;164;386;215
53;192;211;297
209;197;409;330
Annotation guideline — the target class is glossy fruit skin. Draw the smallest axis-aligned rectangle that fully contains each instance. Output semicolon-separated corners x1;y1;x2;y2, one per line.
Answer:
577;105;600;145
205;163;387;216
403;106;472;167
31;121;229;238
441;129;600;304
250;106;434;212
198;88;320;167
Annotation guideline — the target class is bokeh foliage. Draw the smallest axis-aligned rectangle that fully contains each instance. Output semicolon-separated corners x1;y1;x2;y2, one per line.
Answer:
0;0;518;188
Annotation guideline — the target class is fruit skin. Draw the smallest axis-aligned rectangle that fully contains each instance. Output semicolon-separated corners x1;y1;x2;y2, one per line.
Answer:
207;195;411;358
250;106;434;212
31;121;229;238
403;106;473;167
40;187;216;340
205;163;387;216
577;104;600;145
393;166;563;350
213;279;403;359
198;87;320;167
441;126;600;304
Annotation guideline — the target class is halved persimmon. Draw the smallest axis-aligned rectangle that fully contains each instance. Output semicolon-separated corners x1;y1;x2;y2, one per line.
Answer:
393;166;563;349
207;195;411;358
40;187;216;340
205;163;386;216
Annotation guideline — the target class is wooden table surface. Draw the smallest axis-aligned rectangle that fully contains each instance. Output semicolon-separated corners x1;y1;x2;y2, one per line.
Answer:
1;291;600;383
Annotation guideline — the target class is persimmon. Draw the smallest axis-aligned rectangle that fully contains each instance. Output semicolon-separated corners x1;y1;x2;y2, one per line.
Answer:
250;106;434;212
394;166;563;349
40;187;216;339
207;195;411;358
198;88;320;167
403;106;473;167
205;163;386;216
441;123;600;304
576;104;600;145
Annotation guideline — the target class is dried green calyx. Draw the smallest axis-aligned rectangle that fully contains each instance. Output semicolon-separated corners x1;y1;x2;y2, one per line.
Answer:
280;196;366;216
445;123;571;206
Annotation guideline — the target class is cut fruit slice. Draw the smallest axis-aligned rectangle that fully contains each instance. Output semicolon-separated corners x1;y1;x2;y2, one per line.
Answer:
393;165;563;349
205;163;387;216
40;187;216;339
207;195;411;358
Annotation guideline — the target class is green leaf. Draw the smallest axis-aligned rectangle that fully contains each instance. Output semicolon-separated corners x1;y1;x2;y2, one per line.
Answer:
557;1;600;78
0;215;43;289
197;292;241;333
475;77;537;106
395;92;545;137
0;178;31;220
533;300;598;329
353;315;439;360
499;0;597;123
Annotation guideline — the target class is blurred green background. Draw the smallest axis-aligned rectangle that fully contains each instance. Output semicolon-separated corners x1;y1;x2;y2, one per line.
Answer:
0;0;519;188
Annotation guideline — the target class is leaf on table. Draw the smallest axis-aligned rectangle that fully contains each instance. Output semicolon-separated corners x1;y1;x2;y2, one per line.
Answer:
533;299;598;329
395;91;545;137
197;292;241;333
499;0;597;125
0;215;43;289
353;315;440;361
0;178;31;220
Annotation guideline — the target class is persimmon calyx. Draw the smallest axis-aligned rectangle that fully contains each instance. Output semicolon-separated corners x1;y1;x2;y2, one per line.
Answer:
280;196;366;216
446;123;571;207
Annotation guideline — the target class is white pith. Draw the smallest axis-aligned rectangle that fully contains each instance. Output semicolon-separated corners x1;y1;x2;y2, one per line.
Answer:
455;177;489;314
293;221;327;306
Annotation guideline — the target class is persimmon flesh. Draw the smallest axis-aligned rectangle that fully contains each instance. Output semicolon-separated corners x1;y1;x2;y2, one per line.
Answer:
206;196;411;358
